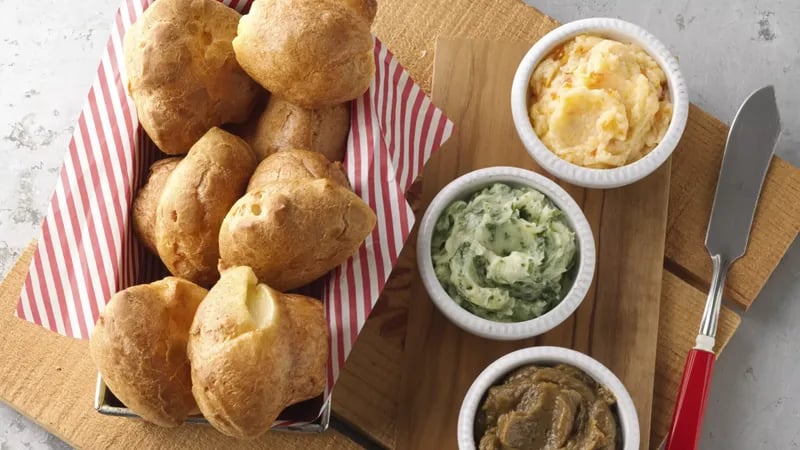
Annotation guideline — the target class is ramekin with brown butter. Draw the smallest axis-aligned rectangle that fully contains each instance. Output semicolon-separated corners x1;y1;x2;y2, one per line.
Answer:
458;347;639;450
417;167;595;340
511;18;689;189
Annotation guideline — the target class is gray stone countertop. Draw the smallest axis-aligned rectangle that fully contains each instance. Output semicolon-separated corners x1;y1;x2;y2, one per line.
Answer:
0;0;798;448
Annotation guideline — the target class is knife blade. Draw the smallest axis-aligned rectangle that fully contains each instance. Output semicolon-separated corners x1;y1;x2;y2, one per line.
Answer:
665;86;782;450
705;85;782;261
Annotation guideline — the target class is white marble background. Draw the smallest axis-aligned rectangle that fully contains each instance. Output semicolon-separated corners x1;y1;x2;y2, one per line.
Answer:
0;0;797;448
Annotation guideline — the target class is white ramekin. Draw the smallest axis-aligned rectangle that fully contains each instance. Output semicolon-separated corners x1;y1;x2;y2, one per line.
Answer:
511;18;689;189
458;346;640;450
416;166;595;340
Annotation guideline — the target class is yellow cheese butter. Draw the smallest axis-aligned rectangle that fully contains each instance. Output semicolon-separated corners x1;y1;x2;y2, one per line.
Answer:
529;35;672;168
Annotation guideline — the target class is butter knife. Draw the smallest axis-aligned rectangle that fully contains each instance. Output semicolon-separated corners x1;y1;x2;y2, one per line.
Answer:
664;86;782;450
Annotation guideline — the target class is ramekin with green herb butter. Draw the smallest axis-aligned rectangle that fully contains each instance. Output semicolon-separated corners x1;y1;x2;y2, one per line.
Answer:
431;183;577;322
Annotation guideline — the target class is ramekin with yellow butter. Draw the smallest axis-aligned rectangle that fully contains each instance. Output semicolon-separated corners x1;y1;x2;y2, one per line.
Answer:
511;18;689;189
529;35;673;169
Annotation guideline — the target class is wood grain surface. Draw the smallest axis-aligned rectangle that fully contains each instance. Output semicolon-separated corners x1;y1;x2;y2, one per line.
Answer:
391;38;669;450
1;1;796;450
371;0;800;310
0;244;740;450
0;243;360;450
333;248;742;449
666;112;800;308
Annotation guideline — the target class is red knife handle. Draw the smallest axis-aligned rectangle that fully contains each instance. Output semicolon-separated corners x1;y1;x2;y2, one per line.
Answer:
665;348;716;450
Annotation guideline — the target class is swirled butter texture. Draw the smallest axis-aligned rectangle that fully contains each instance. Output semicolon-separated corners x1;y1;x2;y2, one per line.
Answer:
432;183;576;322
529;35;672;168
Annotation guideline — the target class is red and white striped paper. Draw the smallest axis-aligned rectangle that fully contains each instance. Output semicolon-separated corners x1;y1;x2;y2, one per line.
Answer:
16;0;452;424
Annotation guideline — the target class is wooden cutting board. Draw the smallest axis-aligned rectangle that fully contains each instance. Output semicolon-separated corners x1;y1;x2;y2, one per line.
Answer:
368;0;800;312
330;2;800;448
2;1;799;449
393;38;669;450
0;242;739;450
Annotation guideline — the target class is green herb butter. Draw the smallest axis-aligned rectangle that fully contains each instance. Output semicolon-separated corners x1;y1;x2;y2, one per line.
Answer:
431;183;577;322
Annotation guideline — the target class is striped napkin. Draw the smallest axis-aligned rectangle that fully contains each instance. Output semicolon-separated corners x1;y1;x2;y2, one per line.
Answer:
16;0;453;426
